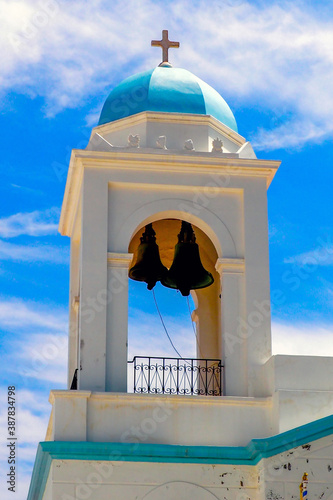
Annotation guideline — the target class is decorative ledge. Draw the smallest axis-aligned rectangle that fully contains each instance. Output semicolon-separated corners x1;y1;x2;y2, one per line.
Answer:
107;252;133;268
215;257;245;275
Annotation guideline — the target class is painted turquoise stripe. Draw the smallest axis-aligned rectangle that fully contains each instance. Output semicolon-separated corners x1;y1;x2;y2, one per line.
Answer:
27;413;333;500
197;77;238;132
147;67;206;116
99;69;154;125
98;66;238;131
27;444;53;500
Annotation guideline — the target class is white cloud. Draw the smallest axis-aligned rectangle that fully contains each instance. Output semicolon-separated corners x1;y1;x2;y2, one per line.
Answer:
13;332;68;384
251;120;331;151
0;208;67;264
272;321;333;356
0;239;68;264
1;1;333;149
0;299;68;383
0;208;59;238
0;298;67;499
0;298;67;331
0;387;52;500
128;306;197;360
284;239;333;267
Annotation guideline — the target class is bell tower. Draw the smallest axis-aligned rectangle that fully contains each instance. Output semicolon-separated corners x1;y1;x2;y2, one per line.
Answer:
59;71;277;397
58;35;278;399
28;32;333;500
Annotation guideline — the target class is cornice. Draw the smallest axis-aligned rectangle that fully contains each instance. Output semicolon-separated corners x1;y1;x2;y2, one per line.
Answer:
215;258;246;275
91;111;246;147
59;149;280;237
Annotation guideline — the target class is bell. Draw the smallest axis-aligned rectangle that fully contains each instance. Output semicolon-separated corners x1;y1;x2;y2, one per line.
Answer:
161;221;214;296
129;223;168;290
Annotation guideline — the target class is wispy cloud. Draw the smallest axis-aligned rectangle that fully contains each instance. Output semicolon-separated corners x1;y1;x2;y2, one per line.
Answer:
0;208;67;264
252;120;331;152
272;321;333;356
0;387;52;500
129;308;197;360
0;300;67;499
0;298;67;332
0;299;68;383
0;208;59;238
284;239;333;267
13;332;68;384
129;310;333;359
1;1;333;149
0;239;68;264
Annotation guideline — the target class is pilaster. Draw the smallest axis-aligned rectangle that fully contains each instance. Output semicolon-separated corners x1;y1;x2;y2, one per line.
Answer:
215;258;247;396
106;253;133;392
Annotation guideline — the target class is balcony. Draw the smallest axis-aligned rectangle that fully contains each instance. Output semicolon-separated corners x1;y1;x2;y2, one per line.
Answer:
128;356;223;396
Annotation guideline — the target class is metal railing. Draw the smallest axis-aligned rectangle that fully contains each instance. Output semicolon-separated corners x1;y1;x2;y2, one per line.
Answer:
128;356;223;396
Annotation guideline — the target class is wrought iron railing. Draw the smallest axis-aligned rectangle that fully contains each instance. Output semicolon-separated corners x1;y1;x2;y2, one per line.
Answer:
128;356;223;396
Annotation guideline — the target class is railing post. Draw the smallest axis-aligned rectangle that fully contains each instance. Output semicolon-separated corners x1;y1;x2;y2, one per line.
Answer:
176;358;179;394
162;357;165;394
133;358;136;393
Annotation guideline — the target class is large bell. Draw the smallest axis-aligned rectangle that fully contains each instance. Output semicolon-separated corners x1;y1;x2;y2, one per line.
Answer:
129;223;168;290
161;221;214;296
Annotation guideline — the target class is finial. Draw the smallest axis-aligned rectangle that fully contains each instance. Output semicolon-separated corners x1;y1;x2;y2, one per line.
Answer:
128;134;140;148
184;139;194;151
156;136;167;149
212;138;224;153
151;30;180;66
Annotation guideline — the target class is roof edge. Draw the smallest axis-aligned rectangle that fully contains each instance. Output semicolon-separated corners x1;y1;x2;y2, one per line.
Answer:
27;413;333;500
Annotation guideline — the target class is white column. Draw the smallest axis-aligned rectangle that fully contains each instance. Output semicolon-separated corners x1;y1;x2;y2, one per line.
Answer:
243;180;272;395
79;172;108;392
106;252;133;392
215;258;247;397
68;238;80;388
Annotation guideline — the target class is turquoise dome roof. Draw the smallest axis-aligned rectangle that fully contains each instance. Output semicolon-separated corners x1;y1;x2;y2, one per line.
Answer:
98;66;238;132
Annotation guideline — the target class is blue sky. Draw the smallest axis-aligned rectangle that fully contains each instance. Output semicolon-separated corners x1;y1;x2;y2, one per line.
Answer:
1;0;333;498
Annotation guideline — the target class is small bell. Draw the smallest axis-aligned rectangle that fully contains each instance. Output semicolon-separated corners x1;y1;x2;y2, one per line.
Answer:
161;221;214;296
129;224;168;290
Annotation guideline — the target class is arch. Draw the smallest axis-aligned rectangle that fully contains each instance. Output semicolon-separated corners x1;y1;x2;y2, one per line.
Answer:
127;212;222;363
143;481;220;500
114;198;237;258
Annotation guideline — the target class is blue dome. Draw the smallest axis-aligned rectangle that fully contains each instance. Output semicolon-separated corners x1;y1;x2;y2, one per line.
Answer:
98;66;238;132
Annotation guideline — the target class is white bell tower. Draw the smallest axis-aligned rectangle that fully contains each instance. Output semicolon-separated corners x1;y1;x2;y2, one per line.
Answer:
27;33;333;500
60;106;276;398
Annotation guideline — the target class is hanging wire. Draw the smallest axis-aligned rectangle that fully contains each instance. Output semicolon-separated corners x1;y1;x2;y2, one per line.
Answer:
152;288;183;358
187;295;197;336
186;296;203;358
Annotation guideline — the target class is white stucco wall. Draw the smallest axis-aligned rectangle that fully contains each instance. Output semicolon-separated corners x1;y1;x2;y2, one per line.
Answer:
61;143;278;396
42;433;333;500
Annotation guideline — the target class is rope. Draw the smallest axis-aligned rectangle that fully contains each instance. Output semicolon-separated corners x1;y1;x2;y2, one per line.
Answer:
152;288;183;359
186;296;203;359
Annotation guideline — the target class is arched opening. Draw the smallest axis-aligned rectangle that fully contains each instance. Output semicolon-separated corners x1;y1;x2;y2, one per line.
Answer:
127;217;221;395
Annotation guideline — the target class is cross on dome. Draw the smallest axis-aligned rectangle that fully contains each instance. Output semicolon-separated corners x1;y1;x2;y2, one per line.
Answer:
151;30;180;65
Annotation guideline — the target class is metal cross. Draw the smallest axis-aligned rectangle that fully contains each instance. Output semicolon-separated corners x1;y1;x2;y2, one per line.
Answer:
151;30;180;63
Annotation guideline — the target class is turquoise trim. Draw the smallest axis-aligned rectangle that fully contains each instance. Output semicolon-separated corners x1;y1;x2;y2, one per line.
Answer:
197;76;237;132
27;413;333;500
147;67;206;116
99;69;154;124
27;443;53;500
98;66;238;132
